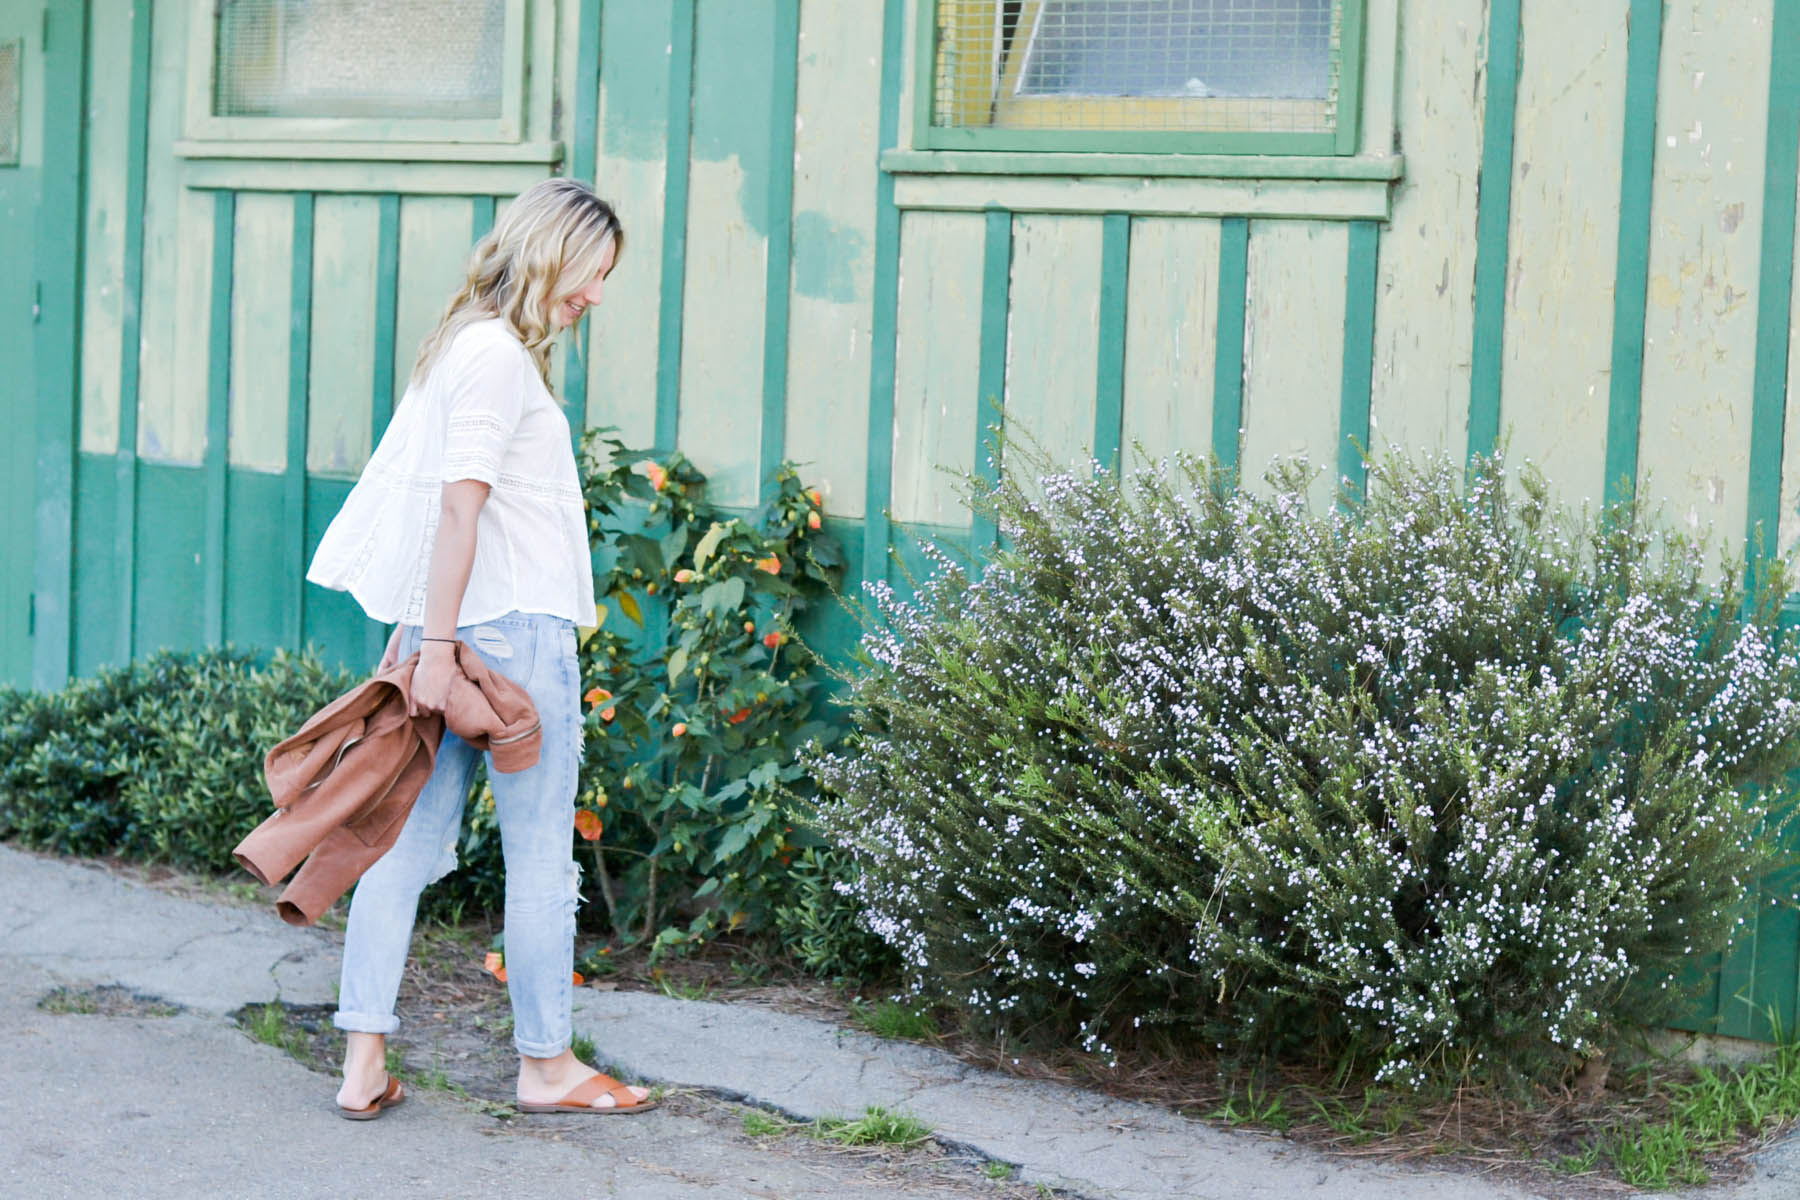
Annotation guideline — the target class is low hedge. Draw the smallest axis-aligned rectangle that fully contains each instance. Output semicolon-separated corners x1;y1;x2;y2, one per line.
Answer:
0;649;357;871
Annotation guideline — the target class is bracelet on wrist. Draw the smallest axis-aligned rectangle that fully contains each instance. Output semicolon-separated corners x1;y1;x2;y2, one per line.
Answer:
421;636;458;644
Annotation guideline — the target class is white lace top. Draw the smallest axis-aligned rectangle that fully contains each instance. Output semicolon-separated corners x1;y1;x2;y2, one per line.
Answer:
307;318;597;629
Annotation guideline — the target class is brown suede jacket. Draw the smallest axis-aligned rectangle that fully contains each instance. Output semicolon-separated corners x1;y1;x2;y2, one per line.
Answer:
233;645;541;926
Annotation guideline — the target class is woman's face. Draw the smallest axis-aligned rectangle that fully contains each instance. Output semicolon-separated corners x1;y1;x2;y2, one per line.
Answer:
553;238;618;328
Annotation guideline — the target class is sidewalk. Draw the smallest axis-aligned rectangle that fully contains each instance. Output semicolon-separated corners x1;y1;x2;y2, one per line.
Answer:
3;842;1797;1199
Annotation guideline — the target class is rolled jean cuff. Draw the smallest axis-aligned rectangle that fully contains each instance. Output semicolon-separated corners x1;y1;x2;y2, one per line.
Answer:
333;1010;401;1036
514;1034;569;1059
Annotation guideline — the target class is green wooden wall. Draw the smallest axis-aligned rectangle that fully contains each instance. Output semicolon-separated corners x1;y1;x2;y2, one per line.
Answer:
10;0;1800;1038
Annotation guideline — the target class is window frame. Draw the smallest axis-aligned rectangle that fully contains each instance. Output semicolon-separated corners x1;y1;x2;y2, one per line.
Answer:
182;0;531;145
912;0;1367;156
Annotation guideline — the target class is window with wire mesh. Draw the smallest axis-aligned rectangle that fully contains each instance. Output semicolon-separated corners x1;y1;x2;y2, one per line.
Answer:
0;40;20;166
214;0;506;120
931;0;1345;137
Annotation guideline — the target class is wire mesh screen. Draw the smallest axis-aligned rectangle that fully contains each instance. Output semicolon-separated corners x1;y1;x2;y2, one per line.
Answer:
0;40;19;167
933;0;1342;135
215;0;506;120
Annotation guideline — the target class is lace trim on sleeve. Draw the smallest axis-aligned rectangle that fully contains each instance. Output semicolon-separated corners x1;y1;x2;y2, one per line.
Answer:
443;412;512;485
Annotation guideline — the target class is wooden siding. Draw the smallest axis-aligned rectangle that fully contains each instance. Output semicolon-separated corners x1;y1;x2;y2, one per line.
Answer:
13;0;1800;1037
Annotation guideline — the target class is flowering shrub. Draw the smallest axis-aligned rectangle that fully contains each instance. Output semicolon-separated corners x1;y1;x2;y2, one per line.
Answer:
570;433;846;956
808;449;1800;1084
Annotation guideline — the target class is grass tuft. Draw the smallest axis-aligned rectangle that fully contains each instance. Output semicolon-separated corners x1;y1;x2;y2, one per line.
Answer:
815;1105;933;1148
850;998;939;1042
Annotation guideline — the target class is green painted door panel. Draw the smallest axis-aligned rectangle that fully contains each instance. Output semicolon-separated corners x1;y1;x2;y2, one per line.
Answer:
0;2;44;687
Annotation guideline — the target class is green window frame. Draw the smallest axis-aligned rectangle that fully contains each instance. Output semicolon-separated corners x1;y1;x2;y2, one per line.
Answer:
914;0;1367;156
182;0;531;146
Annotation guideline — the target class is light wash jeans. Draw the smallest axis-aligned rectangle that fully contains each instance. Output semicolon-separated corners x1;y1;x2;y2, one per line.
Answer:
334;611;582;1058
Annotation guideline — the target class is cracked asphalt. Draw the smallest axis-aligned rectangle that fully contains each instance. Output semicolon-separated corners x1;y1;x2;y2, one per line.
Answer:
5;843;1800;1199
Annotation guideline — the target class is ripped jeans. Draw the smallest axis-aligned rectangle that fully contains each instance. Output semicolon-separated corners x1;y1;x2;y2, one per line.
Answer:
334;611;583;1058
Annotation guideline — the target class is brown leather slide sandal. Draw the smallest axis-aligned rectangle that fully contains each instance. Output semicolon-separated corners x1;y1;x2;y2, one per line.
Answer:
338;1075;406;1121
517;1073;658;1115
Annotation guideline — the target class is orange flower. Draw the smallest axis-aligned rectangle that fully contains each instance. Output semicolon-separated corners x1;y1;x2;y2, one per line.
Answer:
574;810;604;840
671;722;688;737
483;951;508;983
743;620;756;634
584;686;613;709
673;568;695;583
727;706;752;725
763;631;786;649
571;971;586;987
754;555;781;575
807;511;822;530
644;461;668;491
807;488;822;507
600;706;616;722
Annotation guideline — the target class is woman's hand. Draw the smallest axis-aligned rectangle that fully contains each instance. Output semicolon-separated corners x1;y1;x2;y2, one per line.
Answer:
409;641;457;716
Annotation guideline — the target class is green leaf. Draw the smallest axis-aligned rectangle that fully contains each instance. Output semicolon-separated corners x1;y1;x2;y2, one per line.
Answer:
693;522;728;573
660;525;688;570
613;589;644;627
701;577;747;618
667;646;690;687
712;822;754;866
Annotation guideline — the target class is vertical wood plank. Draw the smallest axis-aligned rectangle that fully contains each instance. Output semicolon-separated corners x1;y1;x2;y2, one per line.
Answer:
1121;217;1220;475
77;5;131;458
286;193;314;650
1339;220;1380;503
113;0;155;663
1092;212;1130;476
31;0;87;689
1498;0;1631;509
1746;0;1800;567
1212;217;1250;476
306;195;380;474
1636;0;1772;560
589;2;673;452
471;195;496;243
565;0;603;434
971;208;1012;551
861;0;909;587
1369;5;1483;462
1605;0;1666;506
394;194;475;408
1241;220;1348;510
1781;164;1800;561
656;0;697;452
1005;213;1104;499
228;192;294;471
758;0;802;501
1468;0;1524;462
890;211;985;528
784;0;885;520
678;0;777;507
370;194;401;447
203;189;235;647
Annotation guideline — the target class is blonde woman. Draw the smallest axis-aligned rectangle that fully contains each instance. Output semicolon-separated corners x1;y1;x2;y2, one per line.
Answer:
307;178;652;1118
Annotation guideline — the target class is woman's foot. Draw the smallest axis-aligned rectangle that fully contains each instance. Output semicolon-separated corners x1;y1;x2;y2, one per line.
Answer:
517;1048;651;1109
337;1031;393;1112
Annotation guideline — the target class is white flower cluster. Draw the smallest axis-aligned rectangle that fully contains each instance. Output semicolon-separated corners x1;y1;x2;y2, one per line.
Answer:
806;450;1800;1084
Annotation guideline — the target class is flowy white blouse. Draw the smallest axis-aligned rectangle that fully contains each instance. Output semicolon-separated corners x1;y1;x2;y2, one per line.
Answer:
307;317;597;630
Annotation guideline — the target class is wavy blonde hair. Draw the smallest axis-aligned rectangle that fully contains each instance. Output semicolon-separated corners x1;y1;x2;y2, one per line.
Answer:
412;177;624;388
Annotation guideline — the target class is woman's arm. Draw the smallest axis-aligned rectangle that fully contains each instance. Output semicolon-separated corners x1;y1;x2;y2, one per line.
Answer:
409;479;492;716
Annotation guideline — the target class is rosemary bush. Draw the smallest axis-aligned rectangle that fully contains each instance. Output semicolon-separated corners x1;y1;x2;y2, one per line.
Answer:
808;451;1800;1084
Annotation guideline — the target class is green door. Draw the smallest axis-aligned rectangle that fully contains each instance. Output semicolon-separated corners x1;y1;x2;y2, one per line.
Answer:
0;3;43;687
